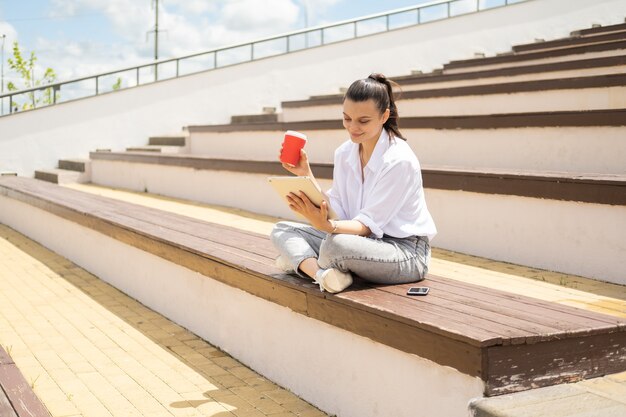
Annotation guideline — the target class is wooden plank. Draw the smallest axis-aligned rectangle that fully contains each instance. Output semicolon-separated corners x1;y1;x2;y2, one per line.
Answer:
512;30;626;53
394;55;626;86
305;293;485;378
0;387;18;417
88;151;626;205
0;348;14;366
0;181;312;313
575;22;626;37
428;275;626;329
444;39;626;70
187;109;626;132
0;364;50;417
333;283;504;346
378;282;566;343
2;177;278;259
486;331;626;396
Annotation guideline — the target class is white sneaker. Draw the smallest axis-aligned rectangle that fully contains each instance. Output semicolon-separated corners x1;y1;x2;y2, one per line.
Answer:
275;255;293;273
315;268;353;293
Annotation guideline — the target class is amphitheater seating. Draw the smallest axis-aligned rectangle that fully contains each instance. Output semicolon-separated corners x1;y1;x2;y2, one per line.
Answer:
3;18;626;417
1;175;625;399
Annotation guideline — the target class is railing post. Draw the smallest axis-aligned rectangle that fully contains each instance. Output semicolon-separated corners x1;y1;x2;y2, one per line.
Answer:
176;59;179;77
95;76;99;95
9;94;12;114
447;1;451;17
386;14;390;31
251;43;255;61
136;67;140;86
417;7;421;24
286;36;290;53
354;22;357;38
321;28;325;45
476;0;480;11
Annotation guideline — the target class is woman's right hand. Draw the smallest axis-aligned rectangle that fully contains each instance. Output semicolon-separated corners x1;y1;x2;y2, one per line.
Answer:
280;148;312;177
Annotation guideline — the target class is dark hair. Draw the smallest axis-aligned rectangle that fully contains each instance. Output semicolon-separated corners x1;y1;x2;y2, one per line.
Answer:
343;73;404;140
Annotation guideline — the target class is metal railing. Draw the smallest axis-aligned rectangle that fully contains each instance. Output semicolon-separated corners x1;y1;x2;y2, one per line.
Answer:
0;0;525;117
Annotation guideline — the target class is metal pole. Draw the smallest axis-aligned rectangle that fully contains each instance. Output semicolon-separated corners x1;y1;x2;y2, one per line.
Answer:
302;0;309;48
1;34;5;116
155;0;159;81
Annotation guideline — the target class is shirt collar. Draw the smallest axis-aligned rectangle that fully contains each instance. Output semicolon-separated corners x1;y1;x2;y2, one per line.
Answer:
347;128;391;174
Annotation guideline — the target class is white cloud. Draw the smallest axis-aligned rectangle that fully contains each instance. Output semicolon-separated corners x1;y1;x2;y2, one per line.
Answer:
166;0;216;14
6;0;346;84
221;0;299;32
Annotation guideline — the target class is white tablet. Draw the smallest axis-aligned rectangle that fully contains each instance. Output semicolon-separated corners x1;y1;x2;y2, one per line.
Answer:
267;176;339;220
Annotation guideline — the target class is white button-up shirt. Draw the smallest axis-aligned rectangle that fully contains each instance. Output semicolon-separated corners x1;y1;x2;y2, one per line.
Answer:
327;129;437;240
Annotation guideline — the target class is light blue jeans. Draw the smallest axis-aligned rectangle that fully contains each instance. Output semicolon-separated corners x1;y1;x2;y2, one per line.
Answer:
270;221;430;284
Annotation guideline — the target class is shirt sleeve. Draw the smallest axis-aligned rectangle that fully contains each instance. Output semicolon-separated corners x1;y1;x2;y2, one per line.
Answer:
353;161;418;238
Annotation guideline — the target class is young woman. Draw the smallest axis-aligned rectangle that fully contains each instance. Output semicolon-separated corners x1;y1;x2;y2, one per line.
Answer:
270;73;436;293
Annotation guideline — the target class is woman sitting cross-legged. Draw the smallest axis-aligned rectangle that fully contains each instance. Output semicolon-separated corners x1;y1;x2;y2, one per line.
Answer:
271;73;437;293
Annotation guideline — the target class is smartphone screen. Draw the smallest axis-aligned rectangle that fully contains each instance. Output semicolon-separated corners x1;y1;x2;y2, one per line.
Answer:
407;286;429;296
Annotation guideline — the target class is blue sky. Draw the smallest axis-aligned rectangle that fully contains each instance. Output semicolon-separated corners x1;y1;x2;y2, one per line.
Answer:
0;0;430;86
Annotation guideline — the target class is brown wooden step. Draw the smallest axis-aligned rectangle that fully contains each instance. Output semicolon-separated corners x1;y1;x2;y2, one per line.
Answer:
444;39;626;71
88;152;626;206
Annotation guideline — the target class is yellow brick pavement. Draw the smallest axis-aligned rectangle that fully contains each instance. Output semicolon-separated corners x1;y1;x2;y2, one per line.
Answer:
0;224;328;417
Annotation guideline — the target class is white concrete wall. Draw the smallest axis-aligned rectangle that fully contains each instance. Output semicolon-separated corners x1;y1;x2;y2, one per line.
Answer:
427;189;626;285
91;160;333;220
0;195;485;417
90;159;626;285
2;0;626;177
190;127;626;174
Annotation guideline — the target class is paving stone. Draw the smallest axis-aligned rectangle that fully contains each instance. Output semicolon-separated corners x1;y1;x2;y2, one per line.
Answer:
0;224;328;417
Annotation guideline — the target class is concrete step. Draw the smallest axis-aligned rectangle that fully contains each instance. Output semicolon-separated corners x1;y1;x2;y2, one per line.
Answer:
58;158;90;172
87;151;626;286
186;117;626;175
512;29;626;54
470;372;626;417
395;55;626;92
572;20;626;37
34;168;87;184
148;135;186;146
231;113;278;124
126;145;183;154
444;44;626;75
280;74;626;120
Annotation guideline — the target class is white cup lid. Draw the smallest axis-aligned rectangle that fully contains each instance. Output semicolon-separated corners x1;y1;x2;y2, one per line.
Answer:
285;130;307;141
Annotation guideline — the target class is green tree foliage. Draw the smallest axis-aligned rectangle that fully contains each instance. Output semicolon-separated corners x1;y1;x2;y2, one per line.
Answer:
6;41;58;110
112;77;122;91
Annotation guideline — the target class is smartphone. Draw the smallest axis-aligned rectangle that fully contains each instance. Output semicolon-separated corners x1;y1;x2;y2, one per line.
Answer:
407;286;429;296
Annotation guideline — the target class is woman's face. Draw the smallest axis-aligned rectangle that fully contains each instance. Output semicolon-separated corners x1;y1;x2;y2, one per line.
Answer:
342;99;390;145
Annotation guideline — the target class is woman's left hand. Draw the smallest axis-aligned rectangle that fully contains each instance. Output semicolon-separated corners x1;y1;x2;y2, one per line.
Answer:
286;192;331;232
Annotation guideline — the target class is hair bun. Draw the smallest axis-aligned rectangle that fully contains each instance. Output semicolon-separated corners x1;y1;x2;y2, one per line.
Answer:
368;73;387;84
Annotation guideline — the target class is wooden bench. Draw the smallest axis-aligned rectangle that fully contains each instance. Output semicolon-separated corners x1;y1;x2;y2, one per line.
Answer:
88;151;626;206
443;38;626;72
1;176;624;399
0;346;51;417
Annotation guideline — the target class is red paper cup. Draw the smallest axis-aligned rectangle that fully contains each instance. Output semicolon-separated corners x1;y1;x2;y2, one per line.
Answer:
280;130;307;166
